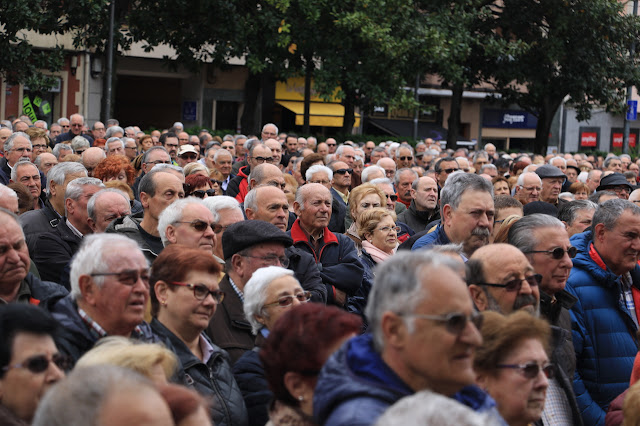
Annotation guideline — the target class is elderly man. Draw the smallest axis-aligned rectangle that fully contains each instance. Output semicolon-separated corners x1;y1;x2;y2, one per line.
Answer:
207;220;292;363
213;149;235;193
566;199;640;425
596;173;633;200
157;197;216;253
227;143;273;202
34;153;58;177
106;168;185;263
325;137;337;154
604;156;623;174
0;184;19;214
32;178;104;287
203;196;244;262
394;168;418;208
307;164;346;233
247;163;286;194
47;234;156;365
514;172;542;205
54;113;94;145
122;138;138;160
177;131;190;146
535;164;567;207
433;157;460;190
0;132;32;185
0;209;68;304
52;143;72;160
394;145;414;169
314;252;486;425
260;123;278;142
370;177;407;216
508;214;582;426
91;121;106;140
132;146;171;197
377;157;397;181
11;160;44;210
87;188;131;233
80;147;106;177
412;172;494;258
289;184;364;307
104;137;124;157
176;144;199;167
244;185;326;302
558;200;598;237
19;162;88;255
472;151;489;173
0;305;66;424
329;158;352;207
397;176;439;233
586;170;603;194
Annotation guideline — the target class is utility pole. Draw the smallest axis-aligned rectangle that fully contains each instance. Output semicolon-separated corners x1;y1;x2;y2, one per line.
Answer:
623;0;638;154
102;0;116;123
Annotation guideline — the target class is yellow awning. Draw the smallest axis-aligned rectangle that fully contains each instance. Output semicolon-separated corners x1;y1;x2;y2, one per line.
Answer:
276;101;360;128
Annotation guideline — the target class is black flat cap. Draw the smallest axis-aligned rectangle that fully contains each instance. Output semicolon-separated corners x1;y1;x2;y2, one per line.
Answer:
523;201;558;217
596;172;634;192
222;220;293;260
566;164;581;175
535;164;566;180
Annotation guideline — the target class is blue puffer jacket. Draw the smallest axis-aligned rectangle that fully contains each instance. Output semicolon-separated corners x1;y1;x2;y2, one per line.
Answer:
410;223;450;251
313;333;413;426
566;231;640;426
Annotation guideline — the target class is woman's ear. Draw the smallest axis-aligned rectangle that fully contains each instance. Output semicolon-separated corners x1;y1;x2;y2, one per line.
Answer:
154;280;170;305
283;371;312;403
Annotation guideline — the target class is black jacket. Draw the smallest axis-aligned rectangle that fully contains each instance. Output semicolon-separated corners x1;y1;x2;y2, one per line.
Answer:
396;200;440;233
151;319;248;426
32;218;81;289
285;246;327;303
19;198;63;257
24;273;68;307
232;340;272;426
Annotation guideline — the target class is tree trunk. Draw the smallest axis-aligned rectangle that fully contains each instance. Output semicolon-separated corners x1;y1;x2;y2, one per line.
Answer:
303;54;313;134
447;84;463;150
533;96;563;155
342;95;355;135
241;72;261;135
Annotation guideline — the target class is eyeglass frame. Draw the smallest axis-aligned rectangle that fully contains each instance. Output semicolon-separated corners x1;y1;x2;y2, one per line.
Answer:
525;247;577;260
496;362;555;380
2;353;72;374
174;219;221;233
241;254;289;268
263;291;312;308
478;274;542;292
404;311;483;335
90;269;151;286
169;281;225;303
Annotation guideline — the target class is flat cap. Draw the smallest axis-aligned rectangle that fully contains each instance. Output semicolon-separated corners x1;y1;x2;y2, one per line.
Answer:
596;172;634;192
523;201;558;217
535;164;566;180
222;220;293;260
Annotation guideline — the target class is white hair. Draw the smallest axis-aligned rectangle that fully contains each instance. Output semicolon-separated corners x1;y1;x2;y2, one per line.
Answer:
361;165;385;183
306;164;333;182
243;266;296;335
157;197;206;246
0;183;18;201
202;195;241;223
578;171;589;183
10;159;37;182
106;138;124;152
548;156;567;167
516;171;542;188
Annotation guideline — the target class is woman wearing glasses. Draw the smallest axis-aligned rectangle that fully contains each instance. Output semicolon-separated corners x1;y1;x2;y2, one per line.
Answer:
474;310;552;426
345;183;386;253
357;207;399;274
149;245;248;426
184;173;217;199
233;266;311;426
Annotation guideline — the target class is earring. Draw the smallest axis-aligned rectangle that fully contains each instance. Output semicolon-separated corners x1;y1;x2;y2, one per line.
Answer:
298;395;304;402
161;300;167;306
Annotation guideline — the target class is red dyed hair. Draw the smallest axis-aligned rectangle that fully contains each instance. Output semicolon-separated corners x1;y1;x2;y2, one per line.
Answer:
150;245;221;316
93;155;136;186
185;174;212;196
259;303;362;406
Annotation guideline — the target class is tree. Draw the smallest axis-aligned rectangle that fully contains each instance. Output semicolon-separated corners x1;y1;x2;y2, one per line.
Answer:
489;0;640;154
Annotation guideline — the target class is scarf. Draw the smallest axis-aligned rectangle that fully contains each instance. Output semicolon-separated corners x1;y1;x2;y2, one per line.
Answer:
362;240;396;264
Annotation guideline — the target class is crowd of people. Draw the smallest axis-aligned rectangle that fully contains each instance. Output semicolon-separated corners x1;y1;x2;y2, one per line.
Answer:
1;113;640;425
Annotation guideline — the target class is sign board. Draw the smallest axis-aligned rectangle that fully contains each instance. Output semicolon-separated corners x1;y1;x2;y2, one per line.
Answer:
182;101;197;122
580;132;598;147
611;128;638;149
628;100;638;121
482;109;537;129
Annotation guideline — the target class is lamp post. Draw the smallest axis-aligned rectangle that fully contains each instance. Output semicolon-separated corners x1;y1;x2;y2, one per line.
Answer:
101;0;116;123
623;0;638;155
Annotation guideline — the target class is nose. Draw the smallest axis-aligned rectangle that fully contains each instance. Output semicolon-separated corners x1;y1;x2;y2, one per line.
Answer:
460;318;483;347
203;224;215;238
534;367;550;390
519;277;533;294
5;247;21;264
47;360;65;382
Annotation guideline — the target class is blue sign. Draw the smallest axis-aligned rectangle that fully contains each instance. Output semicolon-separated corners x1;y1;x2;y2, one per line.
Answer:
482;109;537;129
182;101;197;121
627;100;637;121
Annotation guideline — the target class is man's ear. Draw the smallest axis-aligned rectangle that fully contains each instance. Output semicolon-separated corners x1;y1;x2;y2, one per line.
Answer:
165;225;178;244
79;275;99;306
410;188;417;200
65;198;74;216
381;311;407;350
245;208;256;220
49;179;58;197
139;191;150;210
442;204;453;226
231;253;245;276
293;201;302;217
468;285;488;312
594;222;607;243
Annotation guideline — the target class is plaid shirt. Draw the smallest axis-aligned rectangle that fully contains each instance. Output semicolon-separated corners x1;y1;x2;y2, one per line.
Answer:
541;377;573;425
228;277;244;302
621;272;638;328
78;307;143;340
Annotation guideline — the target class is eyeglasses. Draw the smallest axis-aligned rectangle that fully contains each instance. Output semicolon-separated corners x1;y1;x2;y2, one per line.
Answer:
608;186;632;195
191;189;217;198
148;159;172;165
398;156;413;161
90;269;150;286
169;282;225;303
310;180;330;185
479;274;541;292
32;144;47;150
496;362;554;380
525;247;577;259
377;225;401;233
180;153;198;160
334;168;353;175
241;254;289;268
438;168;459;174
210;179;223;186
3;353;72;374
327;143;336;146
174;219;219;233
251;156;275;164
165;143;179;149
408;311;483;335
385;194;398;202
263;291;312;308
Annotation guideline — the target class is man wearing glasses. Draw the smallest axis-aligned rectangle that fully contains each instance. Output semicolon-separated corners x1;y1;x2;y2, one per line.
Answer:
596;172;633;200
132;146;171;198
54;114;94;146
226;143;273;203
158;198;217;254
314;252;486;425
508;214;582;426
564;199;640;425
433;156;460;191
207;220;293;363
48;234;159;366
329;160;352;207
0;132;33;185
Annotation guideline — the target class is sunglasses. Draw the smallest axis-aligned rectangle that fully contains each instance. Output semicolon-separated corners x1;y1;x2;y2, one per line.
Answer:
90;269;150;286
210;179;223;186
3;353;72;374
438;168;459;174
496;362;555;380
170;282;225;303
180;153;198;160
334;168;353;175
174;219;222;233
409;311;483;335
192;189;217;198
526;247;577;260
385;194;398;201
399;156;413;161
263;291;312;308
252;156;274;163
480;274;541;292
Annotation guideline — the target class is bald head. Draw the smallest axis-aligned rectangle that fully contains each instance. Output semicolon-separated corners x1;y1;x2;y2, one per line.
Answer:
249;163;285;189
82;147;107;176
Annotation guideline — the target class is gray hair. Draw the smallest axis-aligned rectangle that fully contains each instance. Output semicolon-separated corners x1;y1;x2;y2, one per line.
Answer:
47;162;88;193
306;164;333;182
294;183;331;212
480;164;497;173
557;200;597;226
105;137;124;152
262;123;279;135
441;172;493;215
138;167;173;198
105;126;124;139
10;159;37;182
4;131;31;153
57;117;69;125
394;145;414;158
214;148;233;162
87;188;130;223
52;143;72;159
64;177;104;215
202;195;241;223
548;156;567;167
150;163;183;174
365;252;463;351
361;165;384;183
70;234;145;300
141;146;169;164
32;365;157;426
592;198;640;234
516;171;542;188
0;184;18;202
244;188;259;213
393;168;419;186
369;177;393;186
603;156;621;169
243;266;296;334
248;163;278;186
70;136;90;152
34;120;48;130
157;197;206;246
234;134;247;144
472;150;488;162
508;214;565;254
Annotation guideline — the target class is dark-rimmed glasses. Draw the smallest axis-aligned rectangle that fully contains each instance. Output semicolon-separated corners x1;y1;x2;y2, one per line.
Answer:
191;189;217;198
3;353;72;374
438;168;459;174
385;194;398;202
174;219;220;233
251;156;275;164
334;168;353;175
525;247;577;259
496;362;554;379
170;282;225;303
398;156;413;161
90;269;150;286
407;311;483;335
479;274;541;292
241;254;289;268
263;291;311;308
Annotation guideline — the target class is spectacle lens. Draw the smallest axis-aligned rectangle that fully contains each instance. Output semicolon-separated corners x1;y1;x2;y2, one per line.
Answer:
335;168;353;175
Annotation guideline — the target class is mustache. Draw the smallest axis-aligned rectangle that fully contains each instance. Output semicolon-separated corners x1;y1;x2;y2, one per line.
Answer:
471;227;490;238
514;294;537;310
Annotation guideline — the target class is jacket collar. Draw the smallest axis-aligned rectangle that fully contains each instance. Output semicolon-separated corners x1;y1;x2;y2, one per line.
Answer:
290;219;338;244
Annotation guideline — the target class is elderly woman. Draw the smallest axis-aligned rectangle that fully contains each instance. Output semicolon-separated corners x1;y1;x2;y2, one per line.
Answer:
474;311;551;426
183;162;209;178
233;266;311;426
93;155;135;187
150;244;248;426
345;183;386;252
492;176;510;196
260;303;362;425
138;134;154;152
357;207;398;272
184;173;216;199
569;181;591;200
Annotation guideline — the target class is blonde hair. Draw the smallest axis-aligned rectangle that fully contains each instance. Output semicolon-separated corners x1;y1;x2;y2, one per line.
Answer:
183;162;209;177
357;207;396;240
76;336;177;381
348;183;386;220
104;180;134;200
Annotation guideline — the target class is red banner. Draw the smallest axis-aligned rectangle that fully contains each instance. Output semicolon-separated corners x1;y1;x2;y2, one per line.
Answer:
581;132;597;147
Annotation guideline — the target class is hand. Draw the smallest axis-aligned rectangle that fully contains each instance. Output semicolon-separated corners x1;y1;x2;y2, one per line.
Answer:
335;289;347;306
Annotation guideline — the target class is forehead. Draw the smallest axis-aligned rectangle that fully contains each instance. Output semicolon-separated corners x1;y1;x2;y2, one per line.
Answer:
523;174;541;185
182;203;214;221
13;137;30;147
17;164;39;176
398;147;412;155
483;247;533;278
266;275;301;296
253;145;272;156
257;187;287;204
379;184;394;194
0;219;24;241
611;211;640;231
439;160;457;169
418;177;437;190
153;172;182;189
332;162;348;170
457;190;494;209
305;187;331;202
398;171;415;182
97;193;130;209
418;265;471;312
532;226;570;247
70;116;83;123
105;244;147;268
310;171;329;180
218;208;244;224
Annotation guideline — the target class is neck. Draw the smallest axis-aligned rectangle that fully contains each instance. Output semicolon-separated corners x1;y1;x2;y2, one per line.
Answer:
69;216;90;235
299;221;324;240
333;185;348;195
228;271;246;291
79;301;134;337
140;215;159;236
51;197;65;216
0;283;21;303
157;311;201;354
